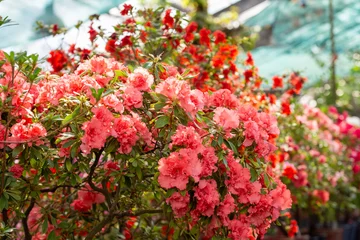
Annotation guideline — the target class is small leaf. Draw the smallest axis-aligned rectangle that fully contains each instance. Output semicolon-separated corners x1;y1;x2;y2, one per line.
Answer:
155;115;170;128
0;194;8;211
62;106;81;125
65;159;72;172
224;139;238;155
154;102;167;111
250;168;258;182
47;230;57;240
42;218;48;233
264;174;271;188
136;167;142;180
12;144;24;157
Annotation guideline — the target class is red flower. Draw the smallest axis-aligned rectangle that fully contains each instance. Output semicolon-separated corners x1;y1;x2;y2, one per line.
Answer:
213;30;226;44
68;44;75;54
288;220;299;237
184;22;198;42
140;30;147;43
243;69;253;83
161;226;175;240
245;52;254;66
268;94;277;104
144;21;152;28
88;24;98;42
52;24;59;34
120;4;133;15
105;39;117;53
123;229;132;239
199;28;211;48
283;165;297;180
281;101;291;115
9;164;23;179
272;76;283;88
120;36;132;47
163;9;174;28
47;50;68;72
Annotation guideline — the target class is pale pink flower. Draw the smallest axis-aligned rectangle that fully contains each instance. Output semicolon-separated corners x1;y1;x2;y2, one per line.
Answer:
127;67;154;91
166;192;190;218
122;85;143;109
194;179;220;217
213;107;239;131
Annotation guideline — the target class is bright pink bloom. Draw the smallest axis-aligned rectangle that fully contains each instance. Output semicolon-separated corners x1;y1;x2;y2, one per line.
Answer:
243;121;259;147
166;192;190;218
127;67;154;91
269;180;292;210
104;161;120;174
81;119;109;153
122;85;143;109
209;89;238;109
217;194;235;226
213;107;239;131
228;216;252;240
199;147;218;177
101;94;124;113
194;179;220;217
71;199;92;212
0;124;7;148
293;165;308;188
312;190;330;204
111;116;139;154
170;126;202;150
158;149;202;190
78;184;105;204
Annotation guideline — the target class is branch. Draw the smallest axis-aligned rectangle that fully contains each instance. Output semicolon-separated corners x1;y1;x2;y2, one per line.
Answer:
85;213;114;240
85;209;162;239
115;209;163;218
22;198;35;240
87;149;112;206
40;184;79;193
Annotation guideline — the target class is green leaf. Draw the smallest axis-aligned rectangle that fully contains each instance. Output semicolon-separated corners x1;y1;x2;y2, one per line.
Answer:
250;168;258;182
12;144;24;157
224;139;238;155
155;115;170;128
7;191;21;201
62;139;77;148
42;218;48;233
136;167;142;180
90;87;104;102
47;230;57;240
65;159;72;172
113;69;128;79
154;102;167;111
173;104;188;125
143;62;153;69
0;194;8;211
264;174;271;188
62;106;81;126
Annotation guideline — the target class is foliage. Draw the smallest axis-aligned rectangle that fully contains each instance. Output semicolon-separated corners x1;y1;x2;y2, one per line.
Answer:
0;13;292;239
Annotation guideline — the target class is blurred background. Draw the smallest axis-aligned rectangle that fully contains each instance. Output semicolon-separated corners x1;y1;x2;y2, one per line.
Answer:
1;0;359;116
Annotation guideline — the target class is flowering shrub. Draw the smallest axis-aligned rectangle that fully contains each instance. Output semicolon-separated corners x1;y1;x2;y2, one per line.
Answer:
268;81;360;228
0;47;294;239
2;3;359;239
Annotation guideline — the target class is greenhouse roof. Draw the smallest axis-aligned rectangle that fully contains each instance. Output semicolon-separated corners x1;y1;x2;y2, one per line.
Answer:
243;0;360;83
0;0;126;49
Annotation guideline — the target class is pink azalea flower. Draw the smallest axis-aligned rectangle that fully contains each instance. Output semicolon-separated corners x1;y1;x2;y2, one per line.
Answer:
213;107;239;131
194;179;220;217
9;164;24;179
127;67;154;91
166;192;190;218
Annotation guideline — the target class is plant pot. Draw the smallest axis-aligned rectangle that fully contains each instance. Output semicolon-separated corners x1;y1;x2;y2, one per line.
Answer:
316;228;343;240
